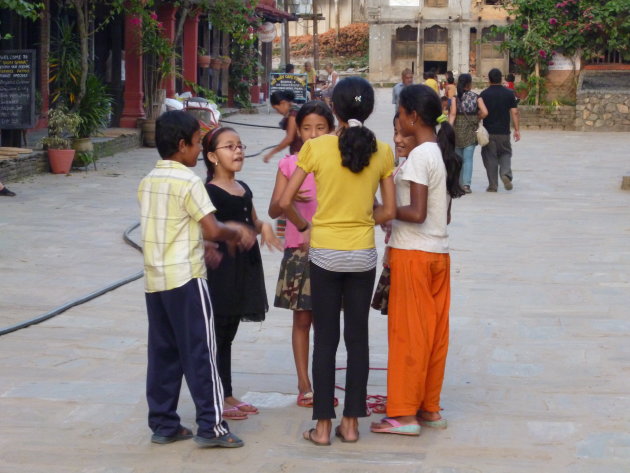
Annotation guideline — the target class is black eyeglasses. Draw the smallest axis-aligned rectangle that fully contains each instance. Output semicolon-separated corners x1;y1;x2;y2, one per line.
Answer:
215;144;247;152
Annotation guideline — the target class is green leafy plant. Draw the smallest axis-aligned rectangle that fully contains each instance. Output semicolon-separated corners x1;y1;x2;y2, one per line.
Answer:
184;80;224;105
76;74;113;138
0;0;42;39
494;0;630;104
41;107;82;150
49;18;82;106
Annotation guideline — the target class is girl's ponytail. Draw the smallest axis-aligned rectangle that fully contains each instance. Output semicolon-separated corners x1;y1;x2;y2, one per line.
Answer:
332;77;377;174
436;121;464;198
338;125;377;173
399;85;465;199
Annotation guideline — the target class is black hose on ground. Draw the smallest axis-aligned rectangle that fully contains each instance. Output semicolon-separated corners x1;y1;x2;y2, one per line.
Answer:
0;223;144;337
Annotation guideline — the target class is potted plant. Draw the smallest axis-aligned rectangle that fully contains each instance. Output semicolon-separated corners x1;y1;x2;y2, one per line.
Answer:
198;47;211;68
218;55;232;70
41;107;82;174
514;81;529;101
73;74;113;154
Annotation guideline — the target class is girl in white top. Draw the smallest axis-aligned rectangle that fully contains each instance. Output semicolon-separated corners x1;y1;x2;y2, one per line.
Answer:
371;84;464;436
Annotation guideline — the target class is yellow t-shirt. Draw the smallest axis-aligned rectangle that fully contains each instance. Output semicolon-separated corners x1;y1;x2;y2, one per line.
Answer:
297;134;394;250
425;78;439;94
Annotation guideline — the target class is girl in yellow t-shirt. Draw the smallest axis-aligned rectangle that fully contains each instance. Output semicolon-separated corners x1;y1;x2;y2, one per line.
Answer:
279;77;396;446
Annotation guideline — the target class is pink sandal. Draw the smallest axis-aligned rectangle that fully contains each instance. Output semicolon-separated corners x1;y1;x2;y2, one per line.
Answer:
233;402;259;415
297;392;314;408
222;406;248;420
370;417;420;436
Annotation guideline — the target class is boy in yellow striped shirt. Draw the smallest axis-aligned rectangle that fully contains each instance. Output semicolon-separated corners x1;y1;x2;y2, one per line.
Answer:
138;111;255;448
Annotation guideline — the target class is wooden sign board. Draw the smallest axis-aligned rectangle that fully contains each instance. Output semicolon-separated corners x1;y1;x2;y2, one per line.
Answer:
270;73;308;104
0;49;37;130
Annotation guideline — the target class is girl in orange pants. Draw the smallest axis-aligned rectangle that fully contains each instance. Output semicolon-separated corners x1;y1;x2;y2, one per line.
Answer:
371;84;464;436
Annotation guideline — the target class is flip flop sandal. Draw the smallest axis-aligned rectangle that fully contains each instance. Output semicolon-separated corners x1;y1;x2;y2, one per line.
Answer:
303;428;331;446
417;417;448;429
335;425;359;443
151;425;194;444
370;417;420;436
297;392;314;407
233;401;259;415
222;406;248;420
194;432;244;448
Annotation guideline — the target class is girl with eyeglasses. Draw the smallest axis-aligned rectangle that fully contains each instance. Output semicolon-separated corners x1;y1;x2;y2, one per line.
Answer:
202;127;283;421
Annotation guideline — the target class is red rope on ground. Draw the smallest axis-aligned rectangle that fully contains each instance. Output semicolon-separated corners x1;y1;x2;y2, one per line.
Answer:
334;366;387;415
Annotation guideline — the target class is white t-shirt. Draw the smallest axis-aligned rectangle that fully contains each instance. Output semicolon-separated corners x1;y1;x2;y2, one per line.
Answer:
388;142;450;253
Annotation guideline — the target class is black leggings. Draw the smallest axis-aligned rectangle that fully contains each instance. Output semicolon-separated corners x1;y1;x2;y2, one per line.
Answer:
309;262;376;420
214;317;240;399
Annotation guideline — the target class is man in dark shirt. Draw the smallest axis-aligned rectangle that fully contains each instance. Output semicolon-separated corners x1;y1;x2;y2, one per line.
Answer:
480;68;521;192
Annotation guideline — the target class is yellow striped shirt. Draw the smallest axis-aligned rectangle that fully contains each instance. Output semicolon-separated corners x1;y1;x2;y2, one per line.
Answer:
138;160;215;292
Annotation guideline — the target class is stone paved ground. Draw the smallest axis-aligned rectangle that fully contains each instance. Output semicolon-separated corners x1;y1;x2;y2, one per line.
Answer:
1;89;629;473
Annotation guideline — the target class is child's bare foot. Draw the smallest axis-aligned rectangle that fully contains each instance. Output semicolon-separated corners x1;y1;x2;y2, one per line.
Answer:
303;419;331;446
226;396;259;414
335;416;359;442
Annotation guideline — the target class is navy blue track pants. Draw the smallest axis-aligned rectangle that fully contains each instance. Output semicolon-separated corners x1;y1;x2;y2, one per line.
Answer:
145;278;228;439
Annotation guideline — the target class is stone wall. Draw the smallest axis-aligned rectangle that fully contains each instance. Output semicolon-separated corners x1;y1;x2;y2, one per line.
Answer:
575;93;630;132
0;130;141;183
519;105;576;130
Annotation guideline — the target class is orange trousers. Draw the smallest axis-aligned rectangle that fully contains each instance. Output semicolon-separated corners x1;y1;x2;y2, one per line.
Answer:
386;248;450;417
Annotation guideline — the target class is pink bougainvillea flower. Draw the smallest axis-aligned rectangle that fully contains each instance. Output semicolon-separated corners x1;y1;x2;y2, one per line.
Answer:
522;23;528;30
150;12;158;20
549;18;558;25
157;22;163;29
539;50;547;58
130;17;141;26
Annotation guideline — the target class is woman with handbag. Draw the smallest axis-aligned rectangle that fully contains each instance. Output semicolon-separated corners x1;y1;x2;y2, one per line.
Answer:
448;73;488;193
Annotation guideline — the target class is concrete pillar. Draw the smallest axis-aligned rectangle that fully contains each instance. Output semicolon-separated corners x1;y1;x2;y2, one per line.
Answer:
120;11;145;128
182;13;200;93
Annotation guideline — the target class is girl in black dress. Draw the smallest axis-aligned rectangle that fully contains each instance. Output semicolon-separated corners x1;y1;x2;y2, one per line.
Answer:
202;127;283;420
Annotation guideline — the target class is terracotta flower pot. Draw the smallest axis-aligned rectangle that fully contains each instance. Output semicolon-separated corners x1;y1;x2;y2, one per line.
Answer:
48;149;76;174
198;55;211;68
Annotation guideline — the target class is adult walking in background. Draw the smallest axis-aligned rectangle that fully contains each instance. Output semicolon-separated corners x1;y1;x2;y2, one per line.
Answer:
320;63;339;107
280;77;395;446
392;68;414;111
480;69;520;192
304;61;317;97
449;73;488;193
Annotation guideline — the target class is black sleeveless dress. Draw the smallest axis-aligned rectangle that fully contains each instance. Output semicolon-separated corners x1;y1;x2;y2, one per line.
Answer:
205;181;268;322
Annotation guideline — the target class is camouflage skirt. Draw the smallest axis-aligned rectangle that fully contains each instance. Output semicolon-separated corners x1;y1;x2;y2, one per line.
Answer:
370;266;390;315
274;248;312;311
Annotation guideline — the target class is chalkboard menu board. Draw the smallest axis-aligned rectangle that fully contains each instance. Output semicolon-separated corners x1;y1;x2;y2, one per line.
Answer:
0;49;36;129
270;73;308;104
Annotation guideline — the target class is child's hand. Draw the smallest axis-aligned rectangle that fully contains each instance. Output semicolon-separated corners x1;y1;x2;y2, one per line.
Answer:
294;189;312;203
298;226;311;252
263;152;274;163
225;222;256;252
260;222;284;252
204;241;223;269
382;246;390;268
237;224;257;251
